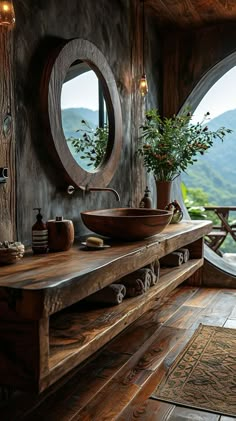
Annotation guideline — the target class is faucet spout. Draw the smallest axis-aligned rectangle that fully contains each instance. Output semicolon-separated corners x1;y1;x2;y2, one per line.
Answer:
87;187;120;202
67;185;120;201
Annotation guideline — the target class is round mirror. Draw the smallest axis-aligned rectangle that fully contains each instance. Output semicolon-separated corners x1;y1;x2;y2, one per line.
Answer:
41;38;122;188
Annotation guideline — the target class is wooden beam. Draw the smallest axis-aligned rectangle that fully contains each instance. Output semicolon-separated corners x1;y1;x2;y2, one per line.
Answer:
0;27;15;241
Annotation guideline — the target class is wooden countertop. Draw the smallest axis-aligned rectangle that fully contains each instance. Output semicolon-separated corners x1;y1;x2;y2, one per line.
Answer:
0;220;212;319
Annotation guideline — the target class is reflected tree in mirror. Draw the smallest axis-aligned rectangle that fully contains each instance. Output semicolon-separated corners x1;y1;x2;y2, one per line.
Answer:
61;62;109;171
67;120;108;168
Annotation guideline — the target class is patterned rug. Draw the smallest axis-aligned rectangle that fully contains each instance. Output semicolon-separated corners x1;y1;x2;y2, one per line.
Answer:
152;324;236;417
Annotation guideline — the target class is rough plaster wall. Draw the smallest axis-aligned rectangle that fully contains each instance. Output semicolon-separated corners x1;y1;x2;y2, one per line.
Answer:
13;0;161;244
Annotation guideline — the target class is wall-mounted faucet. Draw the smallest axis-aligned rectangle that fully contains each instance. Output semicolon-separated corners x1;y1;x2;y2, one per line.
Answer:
67;185;120;202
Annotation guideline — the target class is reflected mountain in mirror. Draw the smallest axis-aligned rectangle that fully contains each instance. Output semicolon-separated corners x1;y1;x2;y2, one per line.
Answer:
61;61;109;172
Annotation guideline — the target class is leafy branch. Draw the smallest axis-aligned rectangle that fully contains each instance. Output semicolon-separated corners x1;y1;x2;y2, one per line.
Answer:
138;109;232;181
67;120;109;168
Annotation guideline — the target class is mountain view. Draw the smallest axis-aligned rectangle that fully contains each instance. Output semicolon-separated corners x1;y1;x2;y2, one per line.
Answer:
181;109;236;205
62;107;236;205
63;106;236;253
61;107;98;139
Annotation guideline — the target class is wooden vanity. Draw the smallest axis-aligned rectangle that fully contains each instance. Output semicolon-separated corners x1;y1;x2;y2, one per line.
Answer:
0;220;211;393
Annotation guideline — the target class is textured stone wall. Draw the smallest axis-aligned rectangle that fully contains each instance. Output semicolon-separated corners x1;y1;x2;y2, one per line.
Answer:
11;0;160;244
10;1;236;246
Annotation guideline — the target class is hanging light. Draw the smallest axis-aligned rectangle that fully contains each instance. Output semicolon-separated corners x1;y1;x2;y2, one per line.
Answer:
139;0;148;96
0;0;15;28
139;73;148;96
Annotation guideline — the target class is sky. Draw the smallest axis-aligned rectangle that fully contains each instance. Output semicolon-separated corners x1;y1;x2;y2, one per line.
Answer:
61;65;236;119
192;65;236;123
61;70;99;111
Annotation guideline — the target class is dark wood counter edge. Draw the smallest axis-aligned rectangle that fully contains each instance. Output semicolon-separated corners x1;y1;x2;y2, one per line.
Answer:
0;220;212;319
0;220;211;290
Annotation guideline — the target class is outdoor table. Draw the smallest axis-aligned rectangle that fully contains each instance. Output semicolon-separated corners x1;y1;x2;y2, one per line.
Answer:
204;206;236;253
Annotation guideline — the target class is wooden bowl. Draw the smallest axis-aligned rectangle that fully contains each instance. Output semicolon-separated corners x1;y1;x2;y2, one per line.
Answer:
0;243;25;265
81;208;173;241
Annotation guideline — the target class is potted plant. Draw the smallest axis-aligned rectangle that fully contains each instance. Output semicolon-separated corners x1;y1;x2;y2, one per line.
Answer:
138;108;232;209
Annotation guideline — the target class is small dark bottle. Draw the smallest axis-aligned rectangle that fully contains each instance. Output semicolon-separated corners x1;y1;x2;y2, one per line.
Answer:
32;208;48;254
139;186;153;209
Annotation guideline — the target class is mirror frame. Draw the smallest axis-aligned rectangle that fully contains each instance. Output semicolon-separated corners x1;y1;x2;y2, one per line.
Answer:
41;38;122;189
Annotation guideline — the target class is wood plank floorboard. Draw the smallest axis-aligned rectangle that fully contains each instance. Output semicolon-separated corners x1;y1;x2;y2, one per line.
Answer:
2;285;236;421
183;287;219;308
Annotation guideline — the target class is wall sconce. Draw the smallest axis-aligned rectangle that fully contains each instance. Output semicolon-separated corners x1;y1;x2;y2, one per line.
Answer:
139;0;148;97
139;73;148;96
0;0;15;28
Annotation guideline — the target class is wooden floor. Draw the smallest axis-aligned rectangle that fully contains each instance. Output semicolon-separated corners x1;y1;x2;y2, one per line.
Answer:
2;284;236;420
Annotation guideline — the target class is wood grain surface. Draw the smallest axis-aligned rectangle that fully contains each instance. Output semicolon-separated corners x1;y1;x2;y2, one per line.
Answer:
0;221;211;392
0;220;211;320
13;0;146;246
146;0;236;28
39;289;236;419
0;27;15;241
44;258;202;390
2;285;235;420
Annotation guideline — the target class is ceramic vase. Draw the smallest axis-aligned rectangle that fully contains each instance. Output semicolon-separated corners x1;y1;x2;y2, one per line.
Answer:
155;180;172;209
47;218;74;251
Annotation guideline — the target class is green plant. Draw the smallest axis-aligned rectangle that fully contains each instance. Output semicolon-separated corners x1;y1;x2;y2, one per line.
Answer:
67;120;109;168
181;182;213;220
138;109;232;181
187;206;208;220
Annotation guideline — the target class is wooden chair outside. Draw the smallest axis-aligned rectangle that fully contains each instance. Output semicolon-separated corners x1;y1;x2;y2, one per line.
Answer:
204;206;236;255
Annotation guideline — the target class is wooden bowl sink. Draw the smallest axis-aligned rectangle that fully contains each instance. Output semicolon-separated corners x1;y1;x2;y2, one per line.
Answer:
80;208;173;241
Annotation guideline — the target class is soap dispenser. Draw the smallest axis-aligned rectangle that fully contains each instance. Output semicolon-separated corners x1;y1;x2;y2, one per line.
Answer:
139;186;153;208
32;208;48;254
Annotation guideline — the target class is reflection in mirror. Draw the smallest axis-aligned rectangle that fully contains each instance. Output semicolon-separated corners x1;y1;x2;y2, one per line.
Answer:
61;61;109;172
41;38;122;190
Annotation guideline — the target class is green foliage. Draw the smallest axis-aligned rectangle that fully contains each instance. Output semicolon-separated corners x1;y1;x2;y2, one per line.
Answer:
220;236;236;253
67;120;109;168
182;109;236;205
182;183;236;253
180;181;187;202
182;182;218;223
185;187;209;206
138;109;232;181
181;109;236;253
188;206;208;220
182;160;236;205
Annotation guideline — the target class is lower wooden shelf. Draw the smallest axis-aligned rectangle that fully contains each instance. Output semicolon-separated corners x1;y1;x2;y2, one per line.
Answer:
44;258;203;391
